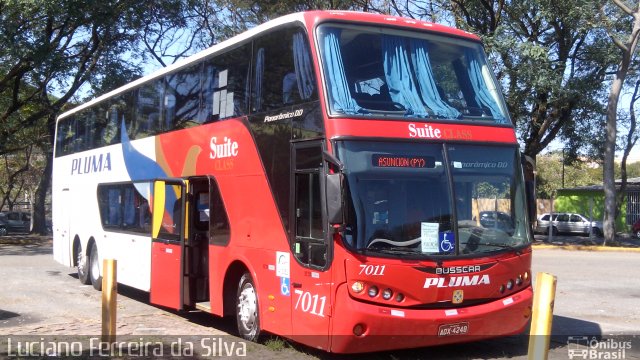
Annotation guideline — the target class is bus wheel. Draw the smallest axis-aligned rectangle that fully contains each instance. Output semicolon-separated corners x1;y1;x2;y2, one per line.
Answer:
77;243;91;285
236;272;260;341
89;243;102;291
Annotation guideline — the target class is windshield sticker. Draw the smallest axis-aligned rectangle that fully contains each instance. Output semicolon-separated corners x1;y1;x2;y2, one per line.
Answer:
421;222;440;253
276;252;290;278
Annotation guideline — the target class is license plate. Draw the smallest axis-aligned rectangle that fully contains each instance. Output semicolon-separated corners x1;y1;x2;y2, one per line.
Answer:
438;322;469;336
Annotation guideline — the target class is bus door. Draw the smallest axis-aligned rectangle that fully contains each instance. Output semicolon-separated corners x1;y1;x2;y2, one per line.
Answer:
53;187;71;265
150;179;188;310
289;142;332;350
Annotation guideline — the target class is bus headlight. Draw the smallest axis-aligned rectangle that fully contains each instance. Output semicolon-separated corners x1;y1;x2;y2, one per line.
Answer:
382;288;393;300
506;279;514;290
351;281;364;293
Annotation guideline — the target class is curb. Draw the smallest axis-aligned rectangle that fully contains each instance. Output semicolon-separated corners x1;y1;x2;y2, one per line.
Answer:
532;244;640;252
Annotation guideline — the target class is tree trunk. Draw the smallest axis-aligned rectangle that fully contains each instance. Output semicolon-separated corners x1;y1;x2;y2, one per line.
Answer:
603;75;622;246
32;114;56;235
32;150;52;235
602;0;640;246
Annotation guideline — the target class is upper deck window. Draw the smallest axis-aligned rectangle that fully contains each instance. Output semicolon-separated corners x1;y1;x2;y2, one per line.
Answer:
317;24;509;123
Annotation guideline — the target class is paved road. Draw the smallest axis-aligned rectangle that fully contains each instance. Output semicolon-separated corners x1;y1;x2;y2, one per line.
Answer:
0;240;638;359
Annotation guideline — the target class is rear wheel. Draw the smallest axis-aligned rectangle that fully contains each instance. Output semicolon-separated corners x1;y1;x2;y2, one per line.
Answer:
236;272;260;342
89;243;102;291
591;227;602;237
636;230;640;239
0;226;7;236
76;243;91;285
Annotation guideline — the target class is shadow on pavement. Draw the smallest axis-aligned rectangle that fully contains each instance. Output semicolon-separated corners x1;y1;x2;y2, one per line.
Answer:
533;233;640;248
551;315;602;344
0;243;52;256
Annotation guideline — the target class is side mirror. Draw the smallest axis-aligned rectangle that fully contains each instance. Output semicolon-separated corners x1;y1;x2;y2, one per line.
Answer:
326;173;344;225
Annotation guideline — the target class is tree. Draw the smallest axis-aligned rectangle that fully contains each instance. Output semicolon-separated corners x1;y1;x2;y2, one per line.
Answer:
601;0;640;245
445;0;614;163
0;0;186;233
138;0;361;70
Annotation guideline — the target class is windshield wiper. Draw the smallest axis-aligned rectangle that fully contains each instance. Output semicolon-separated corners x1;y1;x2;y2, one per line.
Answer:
364;247;421;256
478;242;513;248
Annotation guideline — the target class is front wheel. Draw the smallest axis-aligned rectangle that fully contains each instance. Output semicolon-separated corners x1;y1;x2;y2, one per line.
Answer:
0;226;7;236
636;230;640;239
236;272;260;342
89;243;102;291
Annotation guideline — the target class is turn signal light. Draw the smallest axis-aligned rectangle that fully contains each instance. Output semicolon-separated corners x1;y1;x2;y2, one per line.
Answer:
351;281;364;293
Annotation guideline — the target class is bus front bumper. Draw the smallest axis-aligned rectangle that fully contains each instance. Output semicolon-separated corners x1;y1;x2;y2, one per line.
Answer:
329;284;533;353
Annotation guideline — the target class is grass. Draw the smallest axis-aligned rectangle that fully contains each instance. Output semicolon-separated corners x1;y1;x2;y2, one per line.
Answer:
264;337;288;351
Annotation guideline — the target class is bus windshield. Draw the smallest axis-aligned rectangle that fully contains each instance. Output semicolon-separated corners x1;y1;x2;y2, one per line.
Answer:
337;141;531;257
317;24;509;123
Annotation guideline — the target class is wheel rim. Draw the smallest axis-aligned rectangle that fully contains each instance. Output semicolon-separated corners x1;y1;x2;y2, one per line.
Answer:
90;247;99;281
237;283;257;333
636;230;640;239
0;227;6;236
77;249;87;275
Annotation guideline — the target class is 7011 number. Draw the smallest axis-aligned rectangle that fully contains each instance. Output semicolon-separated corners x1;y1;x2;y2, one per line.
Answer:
294;290;327;317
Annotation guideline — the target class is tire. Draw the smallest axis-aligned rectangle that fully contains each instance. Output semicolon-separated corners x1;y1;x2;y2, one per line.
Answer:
551;227;558;236
236;272;260;342
89;243;102;291
77;243;91;285
0;226;7;236
591;227;602;237
636;230;640;239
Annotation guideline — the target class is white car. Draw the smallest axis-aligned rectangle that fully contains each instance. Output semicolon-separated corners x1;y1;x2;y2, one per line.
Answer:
535;212;603;236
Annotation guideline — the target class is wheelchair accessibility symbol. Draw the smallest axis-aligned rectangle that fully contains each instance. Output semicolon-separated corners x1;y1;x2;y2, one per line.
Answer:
280;277;290;296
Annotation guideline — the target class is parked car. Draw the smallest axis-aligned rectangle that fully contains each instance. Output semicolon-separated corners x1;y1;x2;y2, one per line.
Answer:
478;211;514;233
535;212;603;236
632;218;640;239
0;211;31;236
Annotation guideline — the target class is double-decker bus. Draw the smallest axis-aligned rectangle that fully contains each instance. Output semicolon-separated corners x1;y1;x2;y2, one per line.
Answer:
52;11;533;353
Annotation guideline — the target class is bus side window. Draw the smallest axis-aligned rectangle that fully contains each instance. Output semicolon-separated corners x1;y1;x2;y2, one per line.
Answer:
165;64;202;131
97;182;151;234
209;179;230;246
133;79;164;139
201;44;251;123
253;27;316;112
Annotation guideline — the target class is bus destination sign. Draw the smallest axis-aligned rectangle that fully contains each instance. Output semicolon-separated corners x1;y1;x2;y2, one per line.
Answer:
372;154;435;168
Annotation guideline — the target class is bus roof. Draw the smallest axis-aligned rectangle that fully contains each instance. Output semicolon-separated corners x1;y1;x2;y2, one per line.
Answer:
58;11;480;121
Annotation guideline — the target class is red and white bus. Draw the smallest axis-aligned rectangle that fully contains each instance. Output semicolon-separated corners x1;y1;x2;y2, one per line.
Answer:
52;11;533;353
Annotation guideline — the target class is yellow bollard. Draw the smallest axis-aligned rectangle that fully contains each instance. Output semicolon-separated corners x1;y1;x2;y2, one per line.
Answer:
528;272;557;360
101;259;117;344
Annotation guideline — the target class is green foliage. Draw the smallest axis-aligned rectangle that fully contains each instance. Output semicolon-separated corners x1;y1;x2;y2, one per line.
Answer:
535;151;640;199
0;146;43;210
